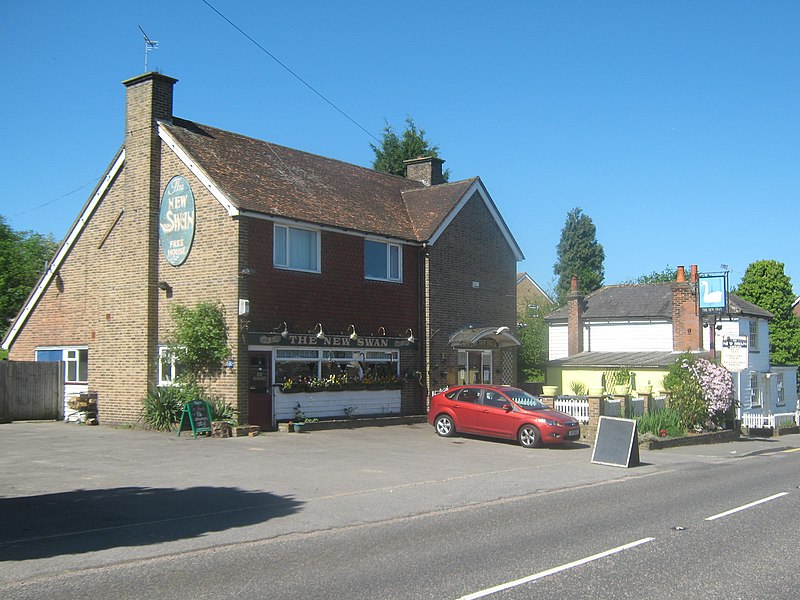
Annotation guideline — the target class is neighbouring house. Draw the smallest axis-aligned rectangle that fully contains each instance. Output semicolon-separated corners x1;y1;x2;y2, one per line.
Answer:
792;296;800;319
516;272;553;317
2;71;523;428
545;266;798;427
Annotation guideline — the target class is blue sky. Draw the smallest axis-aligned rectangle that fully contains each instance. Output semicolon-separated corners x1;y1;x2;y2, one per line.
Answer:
2;1;799;295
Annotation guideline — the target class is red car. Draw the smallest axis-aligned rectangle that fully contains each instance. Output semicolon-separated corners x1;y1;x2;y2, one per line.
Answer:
428;385;581;448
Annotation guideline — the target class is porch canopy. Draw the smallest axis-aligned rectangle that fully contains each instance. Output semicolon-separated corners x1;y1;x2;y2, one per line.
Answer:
448;326;521;349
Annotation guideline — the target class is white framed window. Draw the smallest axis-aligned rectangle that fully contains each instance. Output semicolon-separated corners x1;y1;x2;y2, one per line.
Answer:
35;347;88;383
364;239;402;282
748;320;759;353
274;224;320;273
749;371;761;408
158;346;185;386
274;348;400;383
457;350;493;385
776;373;785;406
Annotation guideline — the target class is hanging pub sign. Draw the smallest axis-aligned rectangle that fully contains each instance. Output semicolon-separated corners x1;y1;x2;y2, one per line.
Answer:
159;175;196;266
698;272;728;314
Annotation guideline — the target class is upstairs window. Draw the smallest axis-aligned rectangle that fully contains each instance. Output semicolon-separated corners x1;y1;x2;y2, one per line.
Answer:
364;240;401;282
274;224;319;273
748;320;759;352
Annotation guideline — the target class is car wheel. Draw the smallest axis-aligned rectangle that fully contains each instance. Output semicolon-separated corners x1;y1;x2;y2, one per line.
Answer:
518;424;542;448
434;414;456;437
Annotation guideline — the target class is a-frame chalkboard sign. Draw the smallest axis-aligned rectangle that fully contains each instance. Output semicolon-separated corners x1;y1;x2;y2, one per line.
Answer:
591;416;640;468
178;399;213;437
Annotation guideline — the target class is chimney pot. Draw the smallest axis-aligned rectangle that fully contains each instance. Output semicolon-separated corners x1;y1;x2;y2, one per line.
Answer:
690;264;698;283
570;275;579;293
676;266;686;283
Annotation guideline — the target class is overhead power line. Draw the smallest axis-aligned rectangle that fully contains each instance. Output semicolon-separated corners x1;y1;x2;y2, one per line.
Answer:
200;0;380;143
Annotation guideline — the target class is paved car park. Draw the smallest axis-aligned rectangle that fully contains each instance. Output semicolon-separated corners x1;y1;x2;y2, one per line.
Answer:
1;421;798;584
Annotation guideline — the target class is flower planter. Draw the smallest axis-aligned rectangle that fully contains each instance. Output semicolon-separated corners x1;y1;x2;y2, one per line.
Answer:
541;386;558;396
636;385;653;396
613;385;630;396
588;387;605;397
293;422;304;433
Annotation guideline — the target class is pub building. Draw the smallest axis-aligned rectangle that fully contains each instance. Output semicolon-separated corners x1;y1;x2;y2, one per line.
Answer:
2;72;523;429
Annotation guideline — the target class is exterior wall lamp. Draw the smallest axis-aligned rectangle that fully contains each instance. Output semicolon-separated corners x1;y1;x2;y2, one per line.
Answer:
314;323;326;340
405;328;416;343
377;327;386;336
156;281;173;298
347;325;358;341
275;321;289;338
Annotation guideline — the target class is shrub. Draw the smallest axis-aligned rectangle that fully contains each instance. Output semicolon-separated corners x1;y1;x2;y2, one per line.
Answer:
209;397;237;424
569;380;588;395
662;353;734;430
141;386;184;431
636;407;686;438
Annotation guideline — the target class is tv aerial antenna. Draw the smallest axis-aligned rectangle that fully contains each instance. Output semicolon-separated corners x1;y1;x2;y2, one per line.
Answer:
138;26;159;71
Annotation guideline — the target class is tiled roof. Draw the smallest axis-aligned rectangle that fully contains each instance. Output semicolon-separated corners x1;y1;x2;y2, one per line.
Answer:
162;118;470;242
546;284;773;321
548;350;705;368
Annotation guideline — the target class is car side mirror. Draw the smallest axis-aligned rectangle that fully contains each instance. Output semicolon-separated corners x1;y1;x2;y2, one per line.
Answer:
502;403;513;412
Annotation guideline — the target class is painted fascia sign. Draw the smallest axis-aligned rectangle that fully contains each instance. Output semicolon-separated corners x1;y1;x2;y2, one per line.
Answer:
698;272;727;314
160;175;196;266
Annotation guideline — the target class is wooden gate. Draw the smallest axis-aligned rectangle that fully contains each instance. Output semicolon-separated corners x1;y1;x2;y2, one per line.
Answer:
0;361;64;422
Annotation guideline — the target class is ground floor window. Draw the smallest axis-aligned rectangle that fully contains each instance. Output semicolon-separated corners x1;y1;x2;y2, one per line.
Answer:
457;350;492;385
749;371;761;407
275;348;400;384
158;346;186;386
35;347;88;384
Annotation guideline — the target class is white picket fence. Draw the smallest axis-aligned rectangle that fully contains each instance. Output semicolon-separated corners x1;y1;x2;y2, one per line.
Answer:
740;412;798;430
554;397;589;424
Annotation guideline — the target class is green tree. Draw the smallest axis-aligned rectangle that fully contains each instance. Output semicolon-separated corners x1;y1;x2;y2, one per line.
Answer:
517;302;553;381
734;260;800;365
0;216;58;338
370;117;449;180
623;265;677;285
553;208;605;304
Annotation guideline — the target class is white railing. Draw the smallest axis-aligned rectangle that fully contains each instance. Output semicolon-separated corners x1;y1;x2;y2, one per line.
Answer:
554;396;589;424
741;412;797;430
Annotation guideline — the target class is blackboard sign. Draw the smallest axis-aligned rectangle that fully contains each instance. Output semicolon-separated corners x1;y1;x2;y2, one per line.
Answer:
178;400;213;437
591;416;640;468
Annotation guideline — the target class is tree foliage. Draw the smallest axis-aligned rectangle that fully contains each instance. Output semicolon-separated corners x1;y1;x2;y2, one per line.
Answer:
734;260;800;365
0;216;58;338
168;302;231;383
370;117;449;180
623;265;677;285
517;302;553;381
553;208;605;304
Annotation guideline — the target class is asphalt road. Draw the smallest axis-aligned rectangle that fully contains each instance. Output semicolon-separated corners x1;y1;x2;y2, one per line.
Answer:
1;422;798;598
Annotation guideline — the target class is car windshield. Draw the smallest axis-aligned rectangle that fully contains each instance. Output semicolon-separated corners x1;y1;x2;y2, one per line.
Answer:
502;389;547;409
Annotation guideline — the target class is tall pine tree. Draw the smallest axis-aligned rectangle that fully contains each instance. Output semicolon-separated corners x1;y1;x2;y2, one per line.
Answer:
370;117;449;180
553;208;605;304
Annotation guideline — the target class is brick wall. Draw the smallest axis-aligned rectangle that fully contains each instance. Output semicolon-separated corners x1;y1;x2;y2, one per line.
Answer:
427;190;518;392
245;218;424;413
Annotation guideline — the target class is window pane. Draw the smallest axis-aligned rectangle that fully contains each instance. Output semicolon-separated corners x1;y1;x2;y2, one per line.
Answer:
389;245;400;280
78;349;88;382
289;228;317;270
36;350;62;362
274;225;287;266
364;240;387;279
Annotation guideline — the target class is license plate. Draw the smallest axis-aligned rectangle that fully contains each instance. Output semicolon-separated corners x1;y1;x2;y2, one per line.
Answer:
567;429;580;437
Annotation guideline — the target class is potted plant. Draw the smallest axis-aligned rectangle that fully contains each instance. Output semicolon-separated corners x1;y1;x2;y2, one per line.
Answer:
541;385;558;396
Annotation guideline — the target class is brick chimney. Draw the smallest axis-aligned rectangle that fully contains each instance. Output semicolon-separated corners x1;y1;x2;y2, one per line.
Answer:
567;275;584;356
404;156;445;186
672;264;702;351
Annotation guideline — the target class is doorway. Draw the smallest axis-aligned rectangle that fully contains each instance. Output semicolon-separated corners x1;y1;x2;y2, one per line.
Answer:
248;352;273;430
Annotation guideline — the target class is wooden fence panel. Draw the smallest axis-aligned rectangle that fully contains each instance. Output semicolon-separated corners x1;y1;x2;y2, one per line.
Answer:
0;361;64;421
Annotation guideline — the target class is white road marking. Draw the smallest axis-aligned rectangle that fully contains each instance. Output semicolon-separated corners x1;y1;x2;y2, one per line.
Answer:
456;537;655;600
705;492;789;521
